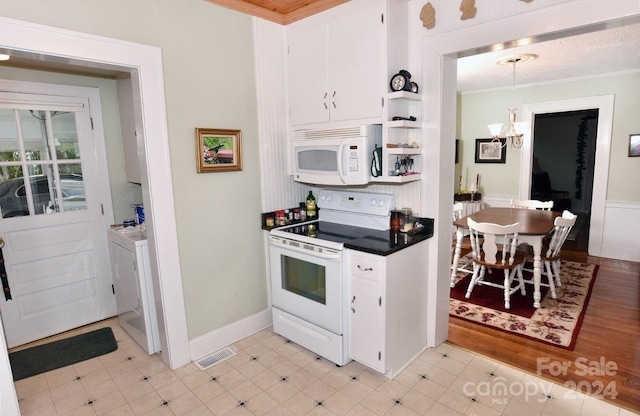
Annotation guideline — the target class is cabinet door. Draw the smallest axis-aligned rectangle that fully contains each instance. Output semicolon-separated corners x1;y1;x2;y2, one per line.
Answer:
110;241;141;316
116;77;142;184
349;278;383;372
288;24;330;126
329;3;384;123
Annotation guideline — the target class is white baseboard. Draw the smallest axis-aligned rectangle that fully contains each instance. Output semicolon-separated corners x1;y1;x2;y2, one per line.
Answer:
189;308;273;362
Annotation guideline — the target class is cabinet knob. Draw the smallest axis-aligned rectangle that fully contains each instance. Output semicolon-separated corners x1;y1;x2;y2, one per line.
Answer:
351;295;356;313
357;265;373;272
332;91;336;108
323;92;328;109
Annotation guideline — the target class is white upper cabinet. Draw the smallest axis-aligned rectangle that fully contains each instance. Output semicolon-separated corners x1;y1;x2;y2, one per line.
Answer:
288;24;330;126
116;77;141;184
287;1;384;127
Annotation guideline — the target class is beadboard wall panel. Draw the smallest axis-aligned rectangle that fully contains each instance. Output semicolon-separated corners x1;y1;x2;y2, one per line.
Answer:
479;195;640;262
254;18;306;213
601;201;640;262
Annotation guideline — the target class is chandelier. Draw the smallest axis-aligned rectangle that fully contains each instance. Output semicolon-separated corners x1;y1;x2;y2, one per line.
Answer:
487;54;537;149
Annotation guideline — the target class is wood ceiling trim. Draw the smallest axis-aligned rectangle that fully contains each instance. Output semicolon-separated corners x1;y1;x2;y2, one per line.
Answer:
282;0;350;25
205;0;350;25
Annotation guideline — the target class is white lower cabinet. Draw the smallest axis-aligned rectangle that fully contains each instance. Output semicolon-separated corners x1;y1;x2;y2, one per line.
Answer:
347;241;428;378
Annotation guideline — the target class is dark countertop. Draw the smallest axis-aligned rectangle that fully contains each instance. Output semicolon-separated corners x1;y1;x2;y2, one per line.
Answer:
344;218;434;256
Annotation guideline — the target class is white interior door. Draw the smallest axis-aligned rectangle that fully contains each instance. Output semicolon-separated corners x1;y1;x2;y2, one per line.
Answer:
0;90;115;348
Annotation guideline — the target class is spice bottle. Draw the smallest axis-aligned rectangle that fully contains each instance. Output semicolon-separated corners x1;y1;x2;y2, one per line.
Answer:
299;202;307;221
400;207;413;232
265;214;275;228
306;191;317;219
390;210;401;231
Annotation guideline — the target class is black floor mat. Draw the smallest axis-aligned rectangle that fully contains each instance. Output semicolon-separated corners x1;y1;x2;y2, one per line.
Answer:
9;327;118;381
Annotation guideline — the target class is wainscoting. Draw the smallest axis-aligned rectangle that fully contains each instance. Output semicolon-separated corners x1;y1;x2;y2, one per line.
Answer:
482;195;640;262
601;201;640;262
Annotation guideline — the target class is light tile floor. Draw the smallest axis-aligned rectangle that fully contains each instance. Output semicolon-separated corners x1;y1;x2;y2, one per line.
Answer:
12;318;636;416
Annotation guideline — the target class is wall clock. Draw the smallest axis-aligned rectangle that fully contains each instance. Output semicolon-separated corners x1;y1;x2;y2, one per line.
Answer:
390;70;413;92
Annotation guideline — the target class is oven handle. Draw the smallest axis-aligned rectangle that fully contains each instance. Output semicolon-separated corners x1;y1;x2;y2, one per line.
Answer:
270;237;341;260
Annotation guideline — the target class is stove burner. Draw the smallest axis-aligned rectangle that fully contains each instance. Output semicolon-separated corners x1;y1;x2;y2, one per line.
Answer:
279;221;379;244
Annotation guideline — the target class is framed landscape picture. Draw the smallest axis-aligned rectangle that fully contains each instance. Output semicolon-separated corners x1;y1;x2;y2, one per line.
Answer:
196;128;242;173
475;138;506;164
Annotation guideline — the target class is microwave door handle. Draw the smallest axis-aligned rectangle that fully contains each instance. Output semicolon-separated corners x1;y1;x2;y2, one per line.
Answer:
337;138;346;184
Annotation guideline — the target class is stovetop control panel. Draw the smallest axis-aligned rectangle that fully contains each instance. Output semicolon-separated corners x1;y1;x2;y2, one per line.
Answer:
316;189;394;218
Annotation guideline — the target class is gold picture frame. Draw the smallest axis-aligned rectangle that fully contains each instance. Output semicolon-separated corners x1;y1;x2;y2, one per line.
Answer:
195;128;242;173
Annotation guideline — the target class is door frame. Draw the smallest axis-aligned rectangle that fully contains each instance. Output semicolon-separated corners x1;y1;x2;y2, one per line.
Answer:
519;96;614;257
418;0;639;349
0;16;189;370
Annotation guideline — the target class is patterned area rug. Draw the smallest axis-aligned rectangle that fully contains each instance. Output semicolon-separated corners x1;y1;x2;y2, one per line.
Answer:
450;257;598;350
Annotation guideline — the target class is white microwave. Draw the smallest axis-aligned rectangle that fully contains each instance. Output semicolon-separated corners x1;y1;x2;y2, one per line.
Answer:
292;125;381;186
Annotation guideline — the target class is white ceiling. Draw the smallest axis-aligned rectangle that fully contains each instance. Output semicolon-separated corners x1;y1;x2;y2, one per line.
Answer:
457;22;640;93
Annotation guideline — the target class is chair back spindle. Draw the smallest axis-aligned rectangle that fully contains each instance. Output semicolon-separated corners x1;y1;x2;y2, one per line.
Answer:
467;218;520;266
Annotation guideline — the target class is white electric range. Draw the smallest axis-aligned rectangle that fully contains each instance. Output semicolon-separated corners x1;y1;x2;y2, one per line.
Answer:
269;189;394;365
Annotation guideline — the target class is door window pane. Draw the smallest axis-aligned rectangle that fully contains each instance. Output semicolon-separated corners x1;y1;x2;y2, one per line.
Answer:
0;109;21;162
51;111;81;160
27;164;56;215
0;166;25;218
59;163;85;211
19;110;52;162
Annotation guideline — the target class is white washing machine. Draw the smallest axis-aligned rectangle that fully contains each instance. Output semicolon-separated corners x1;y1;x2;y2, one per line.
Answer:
108;228;160;354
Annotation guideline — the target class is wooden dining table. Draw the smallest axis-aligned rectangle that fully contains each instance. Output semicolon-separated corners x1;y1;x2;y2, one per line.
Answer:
451;207;561;308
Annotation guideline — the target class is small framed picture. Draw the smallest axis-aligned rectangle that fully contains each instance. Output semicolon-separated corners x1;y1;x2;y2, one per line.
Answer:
195;128;242;173
475;138;506;164
629;134;640;157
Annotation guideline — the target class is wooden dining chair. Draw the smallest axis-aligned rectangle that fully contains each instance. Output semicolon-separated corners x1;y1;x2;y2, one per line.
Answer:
511;198;554;211
465;218;526;309
451;203;475;286
519;210;578;298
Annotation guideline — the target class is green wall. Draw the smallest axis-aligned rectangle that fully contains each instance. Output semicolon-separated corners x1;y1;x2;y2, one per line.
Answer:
458;72;640;202
0;0;267;339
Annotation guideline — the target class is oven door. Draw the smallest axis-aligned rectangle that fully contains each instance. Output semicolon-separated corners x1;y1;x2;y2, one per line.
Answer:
269;236;343;334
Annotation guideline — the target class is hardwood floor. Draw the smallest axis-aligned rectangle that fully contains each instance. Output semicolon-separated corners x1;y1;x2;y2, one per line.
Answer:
448;248;640;413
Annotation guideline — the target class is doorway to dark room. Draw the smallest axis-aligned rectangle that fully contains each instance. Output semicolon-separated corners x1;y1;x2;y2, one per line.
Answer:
531;109;598;252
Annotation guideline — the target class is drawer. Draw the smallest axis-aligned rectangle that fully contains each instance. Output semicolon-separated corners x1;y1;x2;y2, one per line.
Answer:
350;253;382;281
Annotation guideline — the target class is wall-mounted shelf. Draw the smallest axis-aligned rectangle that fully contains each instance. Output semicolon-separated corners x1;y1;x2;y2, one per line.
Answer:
386;147;421;155
370;174;421;184
377;91;422;182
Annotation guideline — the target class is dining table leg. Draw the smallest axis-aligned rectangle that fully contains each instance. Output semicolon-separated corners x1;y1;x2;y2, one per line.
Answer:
450;227;464;288
531;237;543;308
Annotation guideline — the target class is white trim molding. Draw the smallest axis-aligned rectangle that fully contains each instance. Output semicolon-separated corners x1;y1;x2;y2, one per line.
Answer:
521;95;614;258
0;16;190;370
